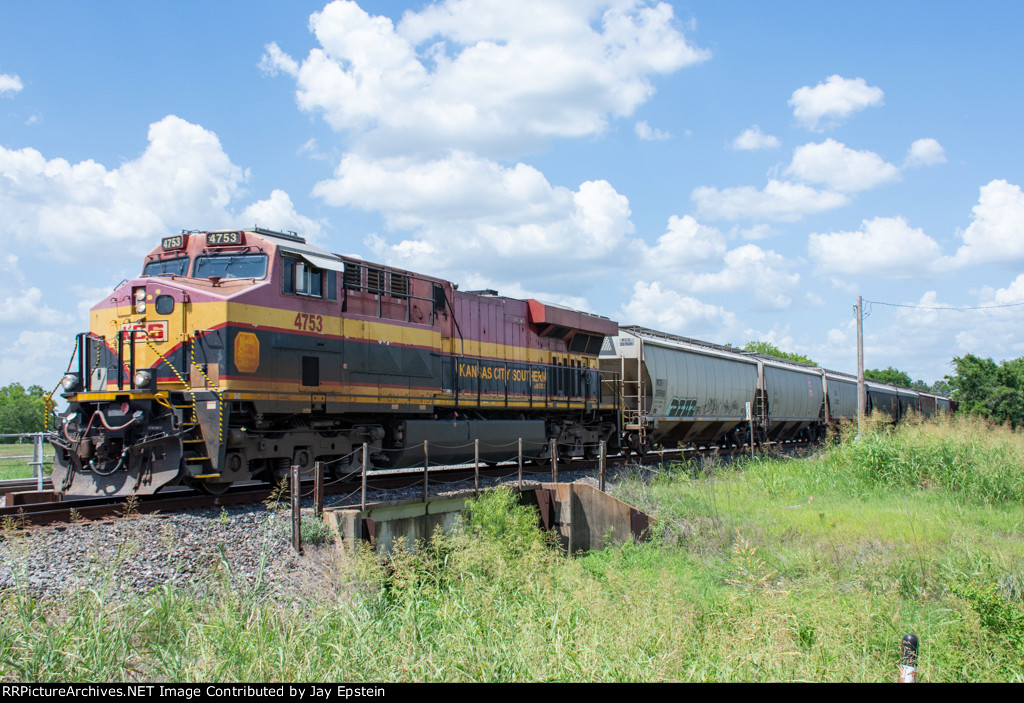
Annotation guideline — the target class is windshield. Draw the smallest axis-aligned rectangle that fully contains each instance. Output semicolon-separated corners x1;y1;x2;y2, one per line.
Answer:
194;253;268;280
142;257;190;277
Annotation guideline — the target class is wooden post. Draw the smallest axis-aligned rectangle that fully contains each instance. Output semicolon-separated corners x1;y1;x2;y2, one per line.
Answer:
474;438;480;497
290;464;302;555
517;437;523;489
599;440;607;492
313;461;324;517
361;442;368;511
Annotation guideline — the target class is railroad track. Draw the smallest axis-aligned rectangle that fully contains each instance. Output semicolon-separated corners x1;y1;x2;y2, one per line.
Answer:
0;438;811;529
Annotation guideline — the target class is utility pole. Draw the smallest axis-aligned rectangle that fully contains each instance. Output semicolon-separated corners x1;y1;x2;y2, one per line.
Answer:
857;295;865;434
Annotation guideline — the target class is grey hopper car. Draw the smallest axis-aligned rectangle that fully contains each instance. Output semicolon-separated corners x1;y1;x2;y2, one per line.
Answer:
600;325;954;453
600;326;827;450
600;327;757;450
824;373;858;420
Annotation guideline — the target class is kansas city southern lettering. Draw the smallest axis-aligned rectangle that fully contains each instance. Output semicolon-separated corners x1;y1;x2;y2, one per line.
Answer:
457;363;546;385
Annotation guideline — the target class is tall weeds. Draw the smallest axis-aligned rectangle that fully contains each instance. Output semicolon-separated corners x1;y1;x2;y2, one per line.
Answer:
822;414;1024;503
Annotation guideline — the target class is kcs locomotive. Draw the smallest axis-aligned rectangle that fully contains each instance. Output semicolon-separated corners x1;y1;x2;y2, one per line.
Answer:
50;227;620;497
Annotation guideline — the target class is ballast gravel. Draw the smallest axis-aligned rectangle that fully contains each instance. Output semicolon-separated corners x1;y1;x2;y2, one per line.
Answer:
0;466;624;602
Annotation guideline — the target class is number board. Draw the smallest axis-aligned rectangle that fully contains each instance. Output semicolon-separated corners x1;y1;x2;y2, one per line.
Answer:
161;235;185;250
206;231;243;246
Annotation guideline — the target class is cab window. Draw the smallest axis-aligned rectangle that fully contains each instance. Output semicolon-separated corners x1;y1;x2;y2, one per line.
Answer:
194;253;268;280
143;257;190;277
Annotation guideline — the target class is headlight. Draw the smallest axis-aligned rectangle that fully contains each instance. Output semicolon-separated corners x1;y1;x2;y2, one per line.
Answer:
134;370;152;388
61;373;81;391
135;300;147;313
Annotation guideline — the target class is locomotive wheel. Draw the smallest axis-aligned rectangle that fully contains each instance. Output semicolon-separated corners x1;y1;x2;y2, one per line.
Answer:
191;478;233;496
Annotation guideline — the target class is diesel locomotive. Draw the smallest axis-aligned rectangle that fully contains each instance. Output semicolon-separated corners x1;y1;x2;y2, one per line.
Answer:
49;227;620;497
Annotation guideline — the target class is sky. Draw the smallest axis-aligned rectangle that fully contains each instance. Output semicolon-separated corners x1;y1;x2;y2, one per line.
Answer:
3;0;1024;392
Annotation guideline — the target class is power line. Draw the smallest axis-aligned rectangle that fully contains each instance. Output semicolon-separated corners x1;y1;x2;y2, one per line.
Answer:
864;298;1024;312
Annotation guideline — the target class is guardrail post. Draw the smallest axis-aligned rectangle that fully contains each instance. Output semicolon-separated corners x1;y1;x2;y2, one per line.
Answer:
550;438;558;483
291;464;302;555
474;438;480;497
517;437;523;490
423;439;429;502
32;432;44;492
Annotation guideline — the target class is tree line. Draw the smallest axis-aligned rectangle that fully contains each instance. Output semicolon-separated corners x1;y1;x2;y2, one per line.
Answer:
0;383;48;441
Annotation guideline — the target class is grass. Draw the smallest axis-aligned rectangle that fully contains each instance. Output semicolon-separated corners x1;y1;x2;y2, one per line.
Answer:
0;441;51;481
1;413;1022;681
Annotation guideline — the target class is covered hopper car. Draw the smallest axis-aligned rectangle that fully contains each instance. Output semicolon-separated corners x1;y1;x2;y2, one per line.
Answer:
597;326;954;454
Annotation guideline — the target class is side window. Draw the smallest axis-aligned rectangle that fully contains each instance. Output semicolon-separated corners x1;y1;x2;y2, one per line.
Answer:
326;270;337;302
282;258;295;294
282;257;324;298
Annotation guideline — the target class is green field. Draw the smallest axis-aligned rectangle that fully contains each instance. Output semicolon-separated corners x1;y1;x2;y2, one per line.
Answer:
2;414;1022;682
0;441;51;481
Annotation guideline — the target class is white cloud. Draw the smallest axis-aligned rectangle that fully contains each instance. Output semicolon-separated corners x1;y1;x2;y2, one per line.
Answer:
619;280;739;337
689;244;799;309
0;73;23;96
326;152;634;285
239;189;325;242
0;254;75;326
636;214;726;265
952;179;1024;266
629;217;799;309
785;139;899;192
731;125;780;151
808;216;944;278
692;179;849;221
789;75;884;131
635;120;670;140
904;138;946;168
0;115;318;262
264;0;708;158
0;331;75;390
890;284;1024;375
